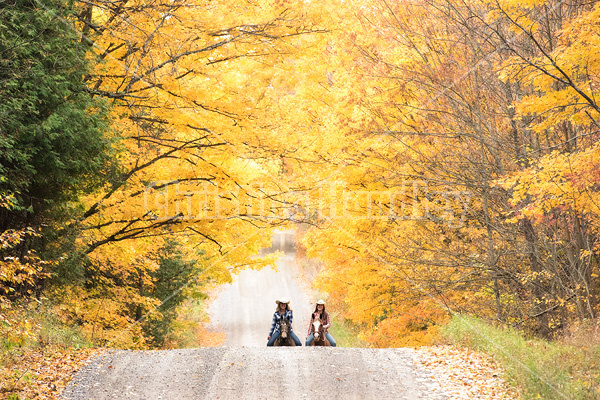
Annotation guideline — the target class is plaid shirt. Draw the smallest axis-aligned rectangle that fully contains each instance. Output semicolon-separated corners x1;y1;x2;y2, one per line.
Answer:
307;312;331;336
268;310;294;336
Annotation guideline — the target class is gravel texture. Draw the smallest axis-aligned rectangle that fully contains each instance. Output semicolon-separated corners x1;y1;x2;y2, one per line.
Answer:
62;347;450;400
62;348;226;399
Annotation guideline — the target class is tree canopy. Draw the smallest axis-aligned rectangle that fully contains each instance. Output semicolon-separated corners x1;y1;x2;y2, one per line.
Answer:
1;0;599;347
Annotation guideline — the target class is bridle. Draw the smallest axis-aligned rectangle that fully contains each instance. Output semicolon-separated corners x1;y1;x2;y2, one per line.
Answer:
280;317;290;339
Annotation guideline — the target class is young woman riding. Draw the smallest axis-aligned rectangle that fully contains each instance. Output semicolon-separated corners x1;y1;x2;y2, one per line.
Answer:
305;299;337;346
267;298;302;346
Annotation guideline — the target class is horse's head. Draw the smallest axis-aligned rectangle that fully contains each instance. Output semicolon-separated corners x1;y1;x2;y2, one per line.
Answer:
312;317;322;341
280;316;290;339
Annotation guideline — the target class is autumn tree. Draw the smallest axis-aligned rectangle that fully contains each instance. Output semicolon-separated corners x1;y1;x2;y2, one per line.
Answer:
297;0;600;344
39;0;331;345
492;0;600;330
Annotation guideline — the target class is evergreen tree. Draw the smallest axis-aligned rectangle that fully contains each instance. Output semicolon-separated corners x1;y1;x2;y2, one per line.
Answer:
0;0;114;296
142;240;205;347
0;0;113;230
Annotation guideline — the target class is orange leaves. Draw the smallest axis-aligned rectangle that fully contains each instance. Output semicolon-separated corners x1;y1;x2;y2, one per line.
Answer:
61;0;337;346
49;285;149;348
302;214;454;346
494;1;600;135
414;345;521;399
0;301;39;348
80;0;329;261
290;0;599;344
361;300;450;347
499;143;600;227
0;346;100;400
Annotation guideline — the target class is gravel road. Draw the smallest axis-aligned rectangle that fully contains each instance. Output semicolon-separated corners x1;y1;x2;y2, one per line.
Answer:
62;231;450;400
62;347;449;400
206;245;312;347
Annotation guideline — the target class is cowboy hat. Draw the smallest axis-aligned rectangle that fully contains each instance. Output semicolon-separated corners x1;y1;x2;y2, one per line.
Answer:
316;299;326;305
276;298;290;304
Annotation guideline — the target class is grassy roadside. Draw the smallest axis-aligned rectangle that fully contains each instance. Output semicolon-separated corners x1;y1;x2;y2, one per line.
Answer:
1;302;97;400
0;297;223;399
441;315;600;400
165;298;225;348
327;310;369;348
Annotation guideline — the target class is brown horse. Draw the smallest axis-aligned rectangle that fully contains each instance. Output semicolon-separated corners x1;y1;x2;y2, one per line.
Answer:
310;317;331;346
274;316;296;346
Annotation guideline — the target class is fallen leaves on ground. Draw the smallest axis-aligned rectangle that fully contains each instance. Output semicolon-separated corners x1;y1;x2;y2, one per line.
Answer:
414;345;521;399
0;347;102;400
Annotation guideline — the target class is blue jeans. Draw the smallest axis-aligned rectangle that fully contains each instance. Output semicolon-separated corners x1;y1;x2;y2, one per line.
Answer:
267;330;302;346
305;332;337;347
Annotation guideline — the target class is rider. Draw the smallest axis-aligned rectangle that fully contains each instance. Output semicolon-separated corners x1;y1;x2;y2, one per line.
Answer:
267;298;302;346
305;299;337;346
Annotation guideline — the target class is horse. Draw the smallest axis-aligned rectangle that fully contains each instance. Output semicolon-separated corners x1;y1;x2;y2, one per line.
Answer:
310;317;331;346
273;316;296;346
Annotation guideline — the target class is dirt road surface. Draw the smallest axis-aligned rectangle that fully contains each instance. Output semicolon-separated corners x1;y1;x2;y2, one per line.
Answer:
206;253;312;347
62;231;450;399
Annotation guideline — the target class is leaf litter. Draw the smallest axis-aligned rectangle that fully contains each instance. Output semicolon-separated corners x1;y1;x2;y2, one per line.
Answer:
413;345;521;399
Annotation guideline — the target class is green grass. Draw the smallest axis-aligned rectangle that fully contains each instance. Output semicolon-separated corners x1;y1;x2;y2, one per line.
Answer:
328;311;368;348
1;302;91;354
37;313;91;350
1;301;93;398
442;315;600;400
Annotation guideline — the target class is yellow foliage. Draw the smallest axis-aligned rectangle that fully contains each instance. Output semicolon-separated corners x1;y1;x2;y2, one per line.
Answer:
55;0;600;346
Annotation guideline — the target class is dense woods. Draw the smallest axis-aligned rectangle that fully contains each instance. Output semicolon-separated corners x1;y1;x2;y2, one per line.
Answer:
300;0;600;345
1;0;599;348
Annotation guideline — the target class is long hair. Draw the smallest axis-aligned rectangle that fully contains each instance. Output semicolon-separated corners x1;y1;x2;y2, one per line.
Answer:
312;305;328;335
275;302;292;312
313;304;327;316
